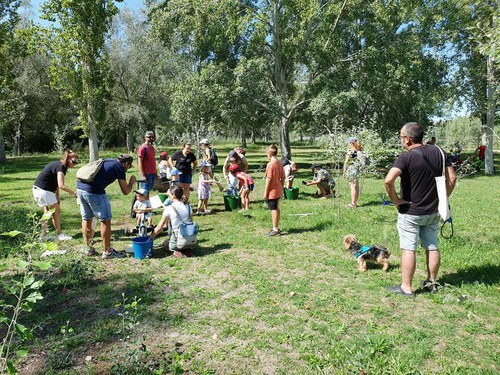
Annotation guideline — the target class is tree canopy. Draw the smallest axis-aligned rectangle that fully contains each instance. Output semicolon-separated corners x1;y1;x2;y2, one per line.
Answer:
0;0;496;172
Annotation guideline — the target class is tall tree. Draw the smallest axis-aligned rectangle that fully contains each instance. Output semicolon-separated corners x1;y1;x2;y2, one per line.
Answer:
421;0;498;174
108;7;184;150
41;0;121;161
0;0;21;163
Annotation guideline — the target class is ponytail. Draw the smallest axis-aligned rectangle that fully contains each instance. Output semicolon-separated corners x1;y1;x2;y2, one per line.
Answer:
169;185;188;204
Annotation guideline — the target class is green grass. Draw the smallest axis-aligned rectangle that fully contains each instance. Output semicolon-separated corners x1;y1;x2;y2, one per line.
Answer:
0;145;499;374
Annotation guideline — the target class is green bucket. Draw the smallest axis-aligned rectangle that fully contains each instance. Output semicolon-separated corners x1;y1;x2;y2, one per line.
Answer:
224;195;242;211
284;187;299;200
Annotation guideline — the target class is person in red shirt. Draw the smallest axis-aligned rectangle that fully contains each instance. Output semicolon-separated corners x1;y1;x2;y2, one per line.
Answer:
137;130;157;197
264;144;285;236
476;145;486;161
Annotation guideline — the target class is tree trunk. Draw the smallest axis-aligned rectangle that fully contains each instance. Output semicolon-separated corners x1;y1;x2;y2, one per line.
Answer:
87;98;99;162
279;115;291;159
251;130;256;144
272;0;291;159
484;53;495;175
126;121;134;153
0;136;6;163
13;122;22;157
241;130;247;148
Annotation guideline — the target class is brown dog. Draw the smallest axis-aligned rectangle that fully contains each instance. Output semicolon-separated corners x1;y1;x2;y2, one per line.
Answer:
343;234;390;272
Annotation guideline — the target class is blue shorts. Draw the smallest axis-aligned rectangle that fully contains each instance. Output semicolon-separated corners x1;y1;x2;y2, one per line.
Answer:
178;173;193;184
77;189;112;221
243;184;254;192
141;173;157;194
397;213;439;251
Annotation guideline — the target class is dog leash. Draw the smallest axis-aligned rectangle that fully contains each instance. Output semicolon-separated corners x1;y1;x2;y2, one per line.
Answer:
440;217;453;239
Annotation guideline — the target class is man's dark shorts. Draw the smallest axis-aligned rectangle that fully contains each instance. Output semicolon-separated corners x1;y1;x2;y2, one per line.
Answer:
267;198;279;210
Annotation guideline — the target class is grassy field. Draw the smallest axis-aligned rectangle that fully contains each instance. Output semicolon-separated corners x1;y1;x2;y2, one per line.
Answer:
0;144;499;374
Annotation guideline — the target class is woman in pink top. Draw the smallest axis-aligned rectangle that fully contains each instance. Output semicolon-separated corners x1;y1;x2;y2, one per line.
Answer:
229;164;254;211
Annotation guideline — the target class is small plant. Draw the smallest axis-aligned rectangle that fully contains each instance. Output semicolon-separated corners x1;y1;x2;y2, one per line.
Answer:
0;212;54;374
115;293;142;340
46;321;77;370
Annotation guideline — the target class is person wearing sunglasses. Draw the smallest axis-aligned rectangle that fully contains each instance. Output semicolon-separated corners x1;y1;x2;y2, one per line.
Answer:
33;148;79;241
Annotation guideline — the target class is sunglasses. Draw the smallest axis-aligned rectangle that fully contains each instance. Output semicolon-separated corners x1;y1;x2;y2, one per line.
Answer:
71;159;79;165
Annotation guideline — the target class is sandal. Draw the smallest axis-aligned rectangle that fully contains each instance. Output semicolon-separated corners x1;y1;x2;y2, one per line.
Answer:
345;203;357;208
420;280;441;293
387;285;415;297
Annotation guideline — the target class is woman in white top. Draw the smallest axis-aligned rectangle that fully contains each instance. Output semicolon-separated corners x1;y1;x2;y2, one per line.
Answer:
149;185;193;256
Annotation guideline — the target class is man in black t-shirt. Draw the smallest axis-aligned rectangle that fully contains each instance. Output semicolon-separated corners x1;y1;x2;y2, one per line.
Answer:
384;122;456;296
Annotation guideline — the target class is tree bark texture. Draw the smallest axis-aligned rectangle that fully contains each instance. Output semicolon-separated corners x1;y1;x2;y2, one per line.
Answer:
484;53;496;175
0;136;6;163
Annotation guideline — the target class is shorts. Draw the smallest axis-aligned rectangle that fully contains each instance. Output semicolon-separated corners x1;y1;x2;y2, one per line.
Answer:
397;213;439;251
77;189;112;221
319;180;331;194
141;173;157;194
178;173;193;184
243;184;254;192
32;186;58;207
267;198;279;210
168;229;194;251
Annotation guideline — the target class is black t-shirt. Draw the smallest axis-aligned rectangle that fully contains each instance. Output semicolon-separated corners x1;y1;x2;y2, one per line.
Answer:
34;161;67;193
171;150;196;175
393;145;450;215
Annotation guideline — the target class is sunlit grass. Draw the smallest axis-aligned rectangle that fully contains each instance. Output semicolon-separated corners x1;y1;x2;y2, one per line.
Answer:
0;146;498;374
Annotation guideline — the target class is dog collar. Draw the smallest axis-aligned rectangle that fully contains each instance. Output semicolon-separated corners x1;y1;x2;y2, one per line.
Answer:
354;245;372;258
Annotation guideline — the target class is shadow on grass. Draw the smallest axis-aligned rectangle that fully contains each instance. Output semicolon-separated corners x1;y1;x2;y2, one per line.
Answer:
189;242;232;257
286;219;335;234
441;264;500;286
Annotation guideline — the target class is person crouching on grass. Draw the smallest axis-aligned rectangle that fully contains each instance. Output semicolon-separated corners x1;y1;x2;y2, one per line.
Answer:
149;185;194;258
229;164;254;211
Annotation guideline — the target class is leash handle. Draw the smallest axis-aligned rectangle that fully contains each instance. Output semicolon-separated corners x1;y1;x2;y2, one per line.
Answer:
440;217;453;239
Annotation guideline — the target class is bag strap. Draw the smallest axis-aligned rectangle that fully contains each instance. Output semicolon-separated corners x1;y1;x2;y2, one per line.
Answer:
170;204;191;225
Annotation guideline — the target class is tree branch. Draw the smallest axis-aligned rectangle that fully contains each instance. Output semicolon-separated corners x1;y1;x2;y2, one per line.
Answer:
323;0;349;51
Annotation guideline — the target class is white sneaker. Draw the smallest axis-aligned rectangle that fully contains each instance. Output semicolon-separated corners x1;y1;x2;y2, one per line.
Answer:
101;248;126;259
57;232;73;241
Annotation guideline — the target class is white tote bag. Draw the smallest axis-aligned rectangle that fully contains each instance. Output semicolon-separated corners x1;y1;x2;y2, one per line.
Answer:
435;148;451;221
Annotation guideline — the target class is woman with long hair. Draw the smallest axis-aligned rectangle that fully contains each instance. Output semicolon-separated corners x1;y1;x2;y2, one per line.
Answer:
33;149;79;240
343;137;364;208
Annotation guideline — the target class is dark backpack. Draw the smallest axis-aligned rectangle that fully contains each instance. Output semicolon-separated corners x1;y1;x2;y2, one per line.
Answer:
210;148;219;167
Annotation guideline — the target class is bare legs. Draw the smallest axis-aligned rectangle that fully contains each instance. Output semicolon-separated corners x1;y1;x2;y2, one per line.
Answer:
400;249;416;293
82;219;94;248
426;250;441;281
42;203;62;236
241;190;250;210
272;206;280;231
349;180;359;206
180;183;190;201
100;219;112;253
400;249;441;293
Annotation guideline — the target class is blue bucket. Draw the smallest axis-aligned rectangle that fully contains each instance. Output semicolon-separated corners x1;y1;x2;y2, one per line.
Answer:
132;236;153;259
